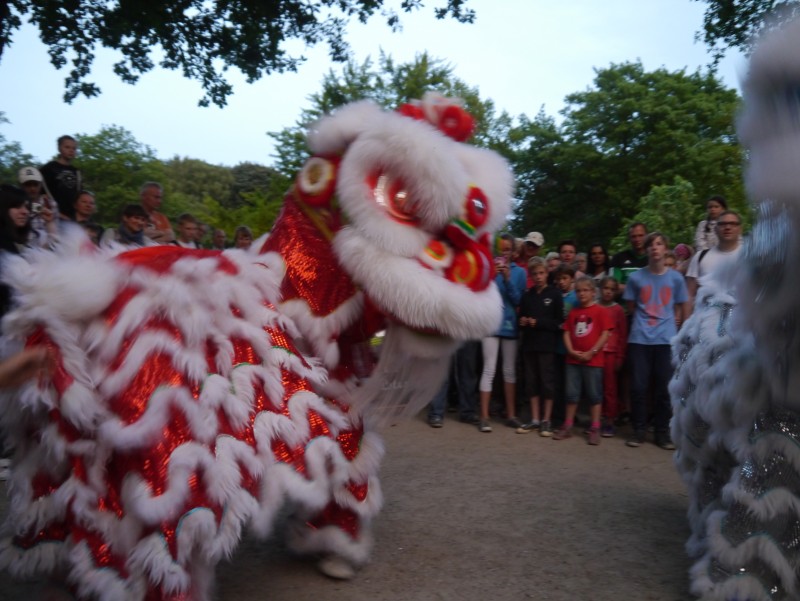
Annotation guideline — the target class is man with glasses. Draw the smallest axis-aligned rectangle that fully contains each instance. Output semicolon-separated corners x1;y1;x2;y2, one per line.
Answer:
685;210;743;313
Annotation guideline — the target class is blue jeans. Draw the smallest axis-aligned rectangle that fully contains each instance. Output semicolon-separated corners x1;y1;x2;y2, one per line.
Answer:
564;363;602;405
428;341;480;419
628;343;673;433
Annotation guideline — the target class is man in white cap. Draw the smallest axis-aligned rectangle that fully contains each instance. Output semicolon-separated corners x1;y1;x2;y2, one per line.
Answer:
519;231;545;289
18;166;57;241
18;166;46;204
524;231;544;254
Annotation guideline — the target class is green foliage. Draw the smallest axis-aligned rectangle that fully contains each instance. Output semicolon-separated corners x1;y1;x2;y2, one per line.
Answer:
1;50;753;253
609;177;701;253
73;126;286;236
197;161;289;238
231;162;286;207
695;0;800;59
269;52;511;176
162;157;235;216
0;112;36;183
2;0;475;107
510;61;744;249
76;125;165;224
199;176;290;239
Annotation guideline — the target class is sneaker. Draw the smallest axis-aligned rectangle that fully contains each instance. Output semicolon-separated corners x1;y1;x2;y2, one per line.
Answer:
655;433;676;450
427;415;444;428
515;420;540;434
626;431;646;448
552;427;572;441
601;424;615;438
587;427;601;445
539;421;553;437
505;417;523;429
459;414;481;425
479;420;492;433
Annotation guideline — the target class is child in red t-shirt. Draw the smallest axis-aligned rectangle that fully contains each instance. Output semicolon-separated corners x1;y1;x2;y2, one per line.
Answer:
599;276;628;437
554;277;612;445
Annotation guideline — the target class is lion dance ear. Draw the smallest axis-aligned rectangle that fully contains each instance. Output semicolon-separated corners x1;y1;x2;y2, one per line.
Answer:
397;92;475;142
294;156;341;207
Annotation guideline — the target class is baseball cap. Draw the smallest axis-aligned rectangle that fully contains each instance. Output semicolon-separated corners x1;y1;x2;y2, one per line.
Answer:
18;166;43;184
524;231;544;247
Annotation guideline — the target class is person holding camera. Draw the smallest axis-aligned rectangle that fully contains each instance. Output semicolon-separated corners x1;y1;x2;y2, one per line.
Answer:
477;233;526;433
18;166;58;245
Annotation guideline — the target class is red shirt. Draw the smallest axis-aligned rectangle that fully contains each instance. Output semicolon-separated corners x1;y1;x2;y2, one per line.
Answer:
564;303;612;367
602;302;628;355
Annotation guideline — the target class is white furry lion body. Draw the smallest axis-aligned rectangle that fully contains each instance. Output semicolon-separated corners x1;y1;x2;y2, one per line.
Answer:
670;18;800;601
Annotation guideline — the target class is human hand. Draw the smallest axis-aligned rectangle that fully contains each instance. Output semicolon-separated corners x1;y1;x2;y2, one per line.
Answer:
0;347;54;388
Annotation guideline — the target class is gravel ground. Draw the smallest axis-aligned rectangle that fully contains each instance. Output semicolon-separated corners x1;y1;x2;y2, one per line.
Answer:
1;414;693;600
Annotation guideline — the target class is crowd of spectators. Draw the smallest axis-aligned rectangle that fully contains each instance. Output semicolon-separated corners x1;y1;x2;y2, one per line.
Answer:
429;196;744;451
2;135;259;256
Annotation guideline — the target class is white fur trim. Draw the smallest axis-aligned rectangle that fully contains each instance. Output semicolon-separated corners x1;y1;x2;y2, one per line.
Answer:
334;228;503;340
307;100;385;156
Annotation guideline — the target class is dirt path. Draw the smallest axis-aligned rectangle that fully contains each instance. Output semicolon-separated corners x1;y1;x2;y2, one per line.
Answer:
1;415;692;600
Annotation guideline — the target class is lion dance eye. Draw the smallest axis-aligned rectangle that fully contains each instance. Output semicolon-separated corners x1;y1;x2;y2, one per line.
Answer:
369;173;420;225
464;186;489;229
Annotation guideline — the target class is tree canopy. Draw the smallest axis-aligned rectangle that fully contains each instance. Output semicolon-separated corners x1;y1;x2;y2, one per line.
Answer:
695;0;800;59
508;61;744;251
76;126;166;222
0;113;35;184
0;52;746;252
608;177;702;251
0;0;474;107
269;51;509;176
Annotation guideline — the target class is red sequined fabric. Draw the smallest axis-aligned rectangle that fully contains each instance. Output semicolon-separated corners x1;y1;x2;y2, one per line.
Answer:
6;237;376;599
262;197;356;317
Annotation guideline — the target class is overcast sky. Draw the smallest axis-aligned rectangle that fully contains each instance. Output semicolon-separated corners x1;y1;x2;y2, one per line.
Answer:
0;0;746;167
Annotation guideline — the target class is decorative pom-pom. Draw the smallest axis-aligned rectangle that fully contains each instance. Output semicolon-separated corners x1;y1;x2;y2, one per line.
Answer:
438;105;475;142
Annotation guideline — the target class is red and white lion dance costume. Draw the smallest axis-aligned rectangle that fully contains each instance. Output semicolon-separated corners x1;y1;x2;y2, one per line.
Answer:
0;94;512;599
